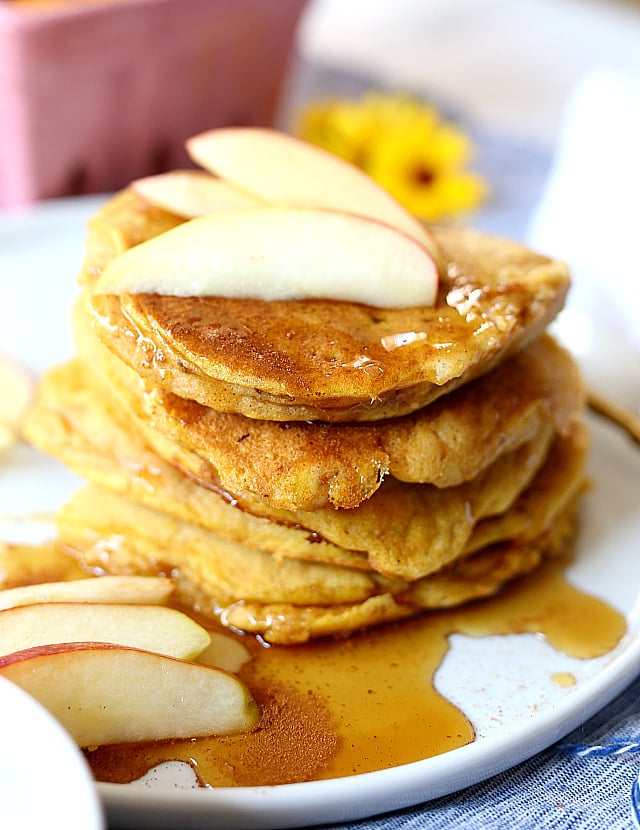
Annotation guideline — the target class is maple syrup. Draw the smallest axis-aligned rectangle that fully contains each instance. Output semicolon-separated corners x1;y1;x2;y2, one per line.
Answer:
85;556;625;788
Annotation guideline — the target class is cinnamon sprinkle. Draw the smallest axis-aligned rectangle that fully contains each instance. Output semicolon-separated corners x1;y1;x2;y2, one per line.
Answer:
215;668;339;786
86;667;339;787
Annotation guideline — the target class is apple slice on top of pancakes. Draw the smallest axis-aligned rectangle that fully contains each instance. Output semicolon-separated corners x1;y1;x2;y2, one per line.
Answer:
99;127;441;309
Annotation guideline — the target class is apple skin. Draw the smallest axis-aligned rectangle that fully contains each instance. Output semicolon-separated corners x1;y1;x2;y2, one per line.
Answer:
186;127;436;250
131;170;264;218
0;602;211;660
0;642;260;747
0;575;173;610
93;207;439;308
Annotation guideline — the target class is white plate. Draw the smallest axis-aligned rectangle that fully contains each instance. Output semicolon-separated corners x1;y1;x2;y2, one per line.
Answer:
1;197;639;830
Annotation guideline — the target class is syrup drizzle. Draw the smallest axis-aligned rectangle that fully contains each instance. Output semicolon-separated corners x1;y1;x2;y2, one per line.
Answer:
86;557;626;788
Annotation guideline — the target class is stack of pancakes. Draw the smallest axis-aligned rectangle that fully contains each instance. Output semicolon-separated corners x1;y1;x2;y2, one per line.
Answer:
25;188;587;644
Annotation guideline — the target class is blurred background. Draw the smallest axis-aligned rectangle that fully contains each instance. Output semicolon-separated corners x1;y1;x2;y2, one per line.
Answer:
292;0;640;240
2;0;640;348
1;4;638;823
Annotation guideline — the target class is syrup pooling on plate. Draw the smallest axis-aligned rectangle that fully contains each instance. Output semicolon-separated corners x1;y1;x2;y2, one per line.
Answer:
85;557;625;787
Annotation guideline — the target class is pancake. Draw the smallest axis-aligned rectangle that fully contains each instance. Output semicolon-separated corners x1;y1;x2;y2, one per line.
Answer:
24;359;587;582
56;484;579;644
137;421;558;581
222;506;579;644
83;189;569;422
78;190;183;279
22;360;364;571
75;296;585;510
23;159;587;645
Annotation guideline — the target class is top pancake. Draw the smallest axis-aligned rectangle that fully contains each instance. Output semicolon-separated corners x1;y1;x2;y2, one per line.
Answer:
83;190;570;422
75;296;585;510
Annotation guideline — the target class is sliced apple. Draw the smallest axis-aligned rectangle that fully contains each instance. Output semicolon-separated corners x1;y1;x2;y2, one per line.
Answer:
198;631;252;673
131;169;265;218
93;207;439;308
0;575;173;611
0;642;260;746
0;354;34;446
0;422;16;453
186;127;436;251
0;541;87;590
0;602;211;660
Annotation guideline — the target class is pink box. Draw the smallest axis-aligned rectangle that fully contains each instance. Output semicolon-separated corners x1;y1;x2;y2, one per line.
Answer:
0;0;307;207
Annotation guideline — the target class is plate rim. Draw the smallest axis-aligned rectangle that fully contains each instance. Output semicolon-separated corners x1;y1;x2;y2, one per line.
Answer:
96;616;640;828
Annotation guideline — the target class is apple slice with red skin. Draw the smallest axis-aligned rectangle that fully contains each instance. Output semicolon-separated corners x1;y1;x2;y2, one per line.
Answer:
131;170;264;218
93;207;439;308
0;642;260;747
0;575;173;611
0;602;211;660
186;127;435;250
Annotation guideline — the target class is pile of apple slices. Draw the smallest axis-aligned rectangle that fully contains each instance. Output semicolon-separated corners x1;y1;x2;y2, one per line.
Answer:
0;575;259;748
95;128;440;309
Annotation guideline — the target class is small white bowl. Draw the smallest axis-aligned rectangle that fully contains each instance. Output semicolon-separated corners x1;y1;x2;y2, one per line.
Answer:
0;675;104;829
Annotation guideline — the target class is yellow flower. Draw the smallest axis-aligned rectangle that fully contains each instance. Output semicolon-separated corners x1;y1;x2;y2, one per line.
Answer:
297;92;488;221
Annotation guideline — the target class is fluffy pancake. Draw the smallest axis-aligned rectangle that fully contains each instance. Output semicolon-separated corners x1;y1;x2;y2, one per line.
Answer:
136;421;557;580
222;507;579;644
75;296;585;510
83;189;569;422
26;360;556;580
56;484;579;644
24;173;587;645
24;359;587;582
